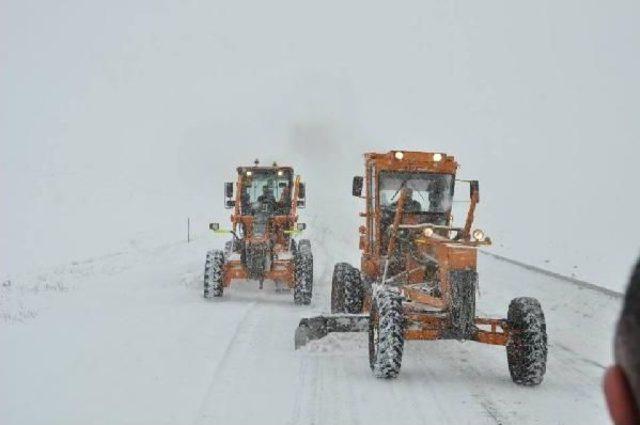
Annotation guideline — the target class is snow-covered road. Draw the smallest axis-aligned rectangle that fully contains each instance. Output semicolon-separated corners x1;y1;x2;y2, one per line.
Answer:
0;235;620;425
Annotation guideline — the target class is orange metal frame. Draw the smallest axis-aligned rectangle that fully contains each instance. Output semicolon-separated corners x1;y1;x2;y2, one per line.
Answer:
221;165;304;287
358;151;506;346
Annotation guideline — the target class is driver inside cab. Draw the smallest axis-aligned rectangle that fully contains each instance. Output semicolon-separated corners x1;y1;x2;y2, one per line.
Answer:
390;188;422;213
257;185;277;213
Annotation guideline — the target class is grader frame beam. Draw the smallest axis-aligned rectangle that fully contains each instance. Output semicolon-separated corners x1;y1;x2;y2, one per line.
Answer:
294;312;509;349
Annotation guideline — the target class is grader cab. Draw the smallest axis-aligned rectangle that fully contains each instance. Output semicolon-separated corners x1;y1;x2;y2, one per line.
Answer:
204;160;313;305
295;151;547;385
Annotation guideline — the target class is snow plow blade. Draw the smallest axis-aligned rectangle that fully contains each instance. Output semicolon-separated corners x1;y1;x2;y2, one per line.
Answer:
294;314;370;349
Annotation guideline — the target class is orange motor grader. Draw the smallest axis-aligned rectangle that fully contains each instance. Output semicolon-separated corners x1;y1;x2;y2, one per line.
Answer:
205;160;313;304
295;151;547;385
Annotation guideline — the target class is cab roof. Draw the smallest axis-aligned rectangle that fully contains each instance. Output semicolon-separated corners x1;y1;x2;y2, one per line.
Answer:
365;150;458;174
236;165;294;174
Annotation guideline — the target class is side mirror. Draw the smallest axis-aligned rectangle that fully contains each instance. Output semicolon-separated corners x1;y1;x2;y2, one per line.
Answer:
225;182;234;198
352;176;363;197
296;223;307;231
298;182;306;199
470;180;480;202
209;222;220;231
297;200;306;208
225;200;236;209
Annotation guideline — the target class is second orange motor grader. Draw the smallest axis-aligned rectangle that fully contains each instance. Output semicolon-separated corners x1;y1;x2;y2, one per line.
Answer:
205;160;313;304
295;151;548;385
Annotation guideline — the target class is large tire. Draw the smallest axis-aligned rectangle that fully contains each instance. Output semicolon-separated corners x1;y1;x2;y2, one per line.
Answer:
369;288;405;379
331;263;349;313
506;297;548;386
204;250;225;298
294;250;313;305
448;270;477;339
344;266;364;314
331;263;364;314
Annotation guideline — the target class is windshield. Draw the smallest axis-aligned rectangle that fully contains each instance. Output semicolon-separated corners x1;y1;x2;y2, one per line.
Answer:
379;171;453;213
240;169;292;216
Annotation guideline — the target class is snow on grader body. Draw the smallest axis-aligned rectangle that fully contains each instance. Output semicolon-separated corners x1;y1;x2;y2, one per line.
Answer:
205;161;313;304
295;151;548;385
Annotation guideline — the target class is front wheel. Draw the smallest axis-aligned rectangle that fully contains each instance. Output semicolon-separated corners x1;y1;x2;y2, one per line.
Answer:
204;250;225;298
369;288;405;379
506;297;548;385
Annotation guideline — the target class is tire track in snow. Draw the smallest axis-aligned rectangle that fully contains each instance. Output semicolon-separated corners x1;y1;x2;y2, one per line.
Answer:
289;354;312;424
459;359;510;425
290;345;365;425
553;342;606;371
192;292;315;425
413;357;492;424
192;300;258;424
337;361;363;425
477;398;505;425
543;341;605;402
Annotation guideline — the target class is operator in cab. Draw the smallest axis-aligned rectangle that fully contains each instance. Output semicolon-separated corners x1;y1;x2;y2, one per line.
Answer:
401;188;422;213
257;185;277;213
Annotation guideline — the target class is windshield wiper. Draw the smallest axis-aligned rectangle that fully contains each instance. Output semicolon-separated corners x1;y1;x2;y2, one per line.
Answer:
389;175;412;203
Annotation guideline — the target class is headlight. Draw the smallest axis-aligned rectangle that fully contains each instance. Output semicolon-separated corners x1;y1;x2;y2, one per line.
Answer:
277;170;284;176
423;227;434;237
246;170;253;176
433;153;443;162
472;229;486;242
395;151;404;160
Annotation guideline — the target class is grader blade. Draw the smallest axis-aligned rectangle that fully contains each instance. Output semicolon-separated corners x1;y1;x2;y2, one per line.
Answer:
294;314;369;349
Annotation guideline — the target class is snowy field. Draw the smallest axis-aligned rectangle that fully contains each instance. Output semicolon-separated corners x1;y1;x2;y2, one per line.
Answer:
0;226;621;425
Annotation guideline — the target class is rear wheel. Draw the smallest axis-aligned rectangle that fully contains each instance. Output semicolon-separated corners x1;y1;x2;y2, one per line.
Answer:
344;266;364;314
369;288;405;379
331;263;363;314
204;250;225;298
448;270;477;339
331;263;349;313
294;250;313;305
506;297;548;385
